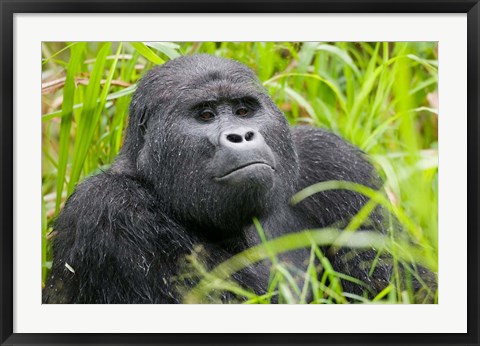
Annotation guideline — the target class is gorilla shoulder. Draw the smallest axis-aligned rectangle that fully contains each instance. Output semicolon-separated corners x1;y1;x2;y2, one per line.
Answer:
291;126;382;228
291;126;380;190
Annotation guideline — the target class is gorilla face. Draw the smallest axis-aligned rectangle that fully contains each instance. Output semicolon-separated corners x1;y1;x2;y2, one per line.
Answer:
195;103;277;187
124;55;299;235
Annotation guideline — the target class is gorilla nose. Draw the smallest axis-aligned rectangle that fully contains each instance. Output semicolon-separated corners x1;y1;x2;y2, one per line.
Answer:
219;128;263;150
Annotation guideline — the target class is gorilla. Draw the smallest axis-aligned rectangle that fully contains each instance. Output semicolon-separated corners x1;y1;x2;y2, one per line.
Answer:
43;54;393;304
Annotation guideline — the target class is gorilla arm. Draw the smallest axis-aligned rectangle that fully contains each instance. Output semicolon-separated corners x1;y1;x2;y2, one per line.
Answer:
43;172;197;304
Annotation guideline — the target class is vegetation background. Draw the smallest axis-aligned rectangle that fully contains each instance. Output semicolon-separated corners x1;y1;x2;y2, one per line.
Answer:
41;42;438;303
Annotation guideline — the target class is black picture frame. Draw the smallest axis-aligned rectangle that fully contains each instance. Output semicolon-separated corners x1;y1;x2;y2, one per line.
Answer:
1;1;479;345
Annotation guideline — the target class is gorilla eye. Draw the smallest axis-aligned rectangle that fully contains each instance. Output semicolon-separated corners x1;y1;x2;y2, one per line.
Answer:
236;107;249;117
199;110;215;121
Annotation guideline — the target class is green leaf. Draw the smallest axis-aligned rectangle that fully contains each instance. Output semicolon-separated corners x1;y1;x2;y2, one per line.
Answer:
144;42;181;60
130;42;165;65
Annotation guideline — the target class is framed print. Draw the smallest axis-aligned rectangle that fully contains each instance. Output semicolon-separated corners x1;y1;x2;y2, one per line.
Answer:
1;1;479;345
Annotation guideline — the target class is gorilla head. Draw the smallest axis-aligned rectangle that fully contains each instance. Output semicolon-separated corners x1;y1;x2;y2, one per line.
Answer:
118;55;299;237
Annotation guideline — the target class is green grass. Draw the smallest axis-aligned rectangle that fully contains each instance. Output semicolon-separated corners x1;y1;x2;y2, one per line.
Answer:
41;42;438;303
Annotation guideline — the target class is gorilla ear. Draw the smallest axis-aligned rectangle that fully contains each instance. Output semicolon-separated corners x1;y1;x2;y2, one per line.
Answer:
122;94;155;160
137;108;149;137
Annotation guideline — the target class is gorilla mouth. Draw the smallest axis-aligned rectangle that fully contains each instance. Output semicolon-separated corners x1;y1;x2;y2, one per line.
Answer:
214;162;274;180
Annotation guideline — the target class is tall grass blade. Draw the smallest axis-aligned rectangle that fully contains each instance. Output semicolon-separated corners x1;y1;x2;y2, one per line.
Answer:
55;42;86;212
131;42;165;65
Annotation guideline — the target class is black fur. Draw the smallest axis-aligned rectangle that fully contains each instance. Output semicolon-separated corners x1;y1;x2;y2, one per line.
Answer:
43;55;392;304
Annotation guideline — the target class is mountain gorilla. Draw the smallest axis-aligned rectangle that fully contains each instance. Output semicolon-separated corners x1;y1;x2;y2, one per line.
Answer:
43;54;392;304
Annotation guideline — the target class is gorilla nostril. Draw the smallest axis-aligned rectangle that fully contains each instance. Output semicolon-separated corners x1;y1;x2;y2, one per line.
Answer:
245;131;255;141
226;133;243;143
